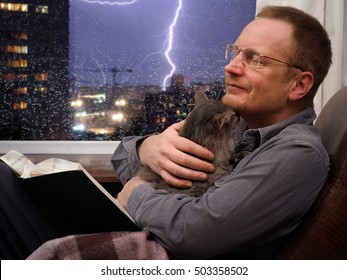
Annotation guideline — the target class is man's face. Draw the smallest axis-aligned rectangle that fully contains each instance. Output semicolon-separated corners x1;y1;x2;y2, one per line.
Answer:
223;18;300;129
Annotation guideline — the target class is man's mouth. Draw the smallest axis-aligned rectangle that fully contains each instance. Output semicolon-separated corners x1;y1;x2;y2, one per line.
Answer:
226;83;245;92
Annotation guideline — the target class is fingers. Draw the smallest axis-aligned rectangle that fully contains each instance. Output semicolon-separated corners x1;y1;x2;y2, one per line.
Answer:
170;120;185;132
153;142;214;188
159;169;195;188
172;138;215;166
170;121;215;163
137;122;215;188
158;144;214;175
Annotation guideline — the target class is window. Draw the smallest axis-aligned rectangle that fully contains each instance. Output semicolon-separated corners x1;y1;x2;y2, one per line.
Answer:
12;87;27;94
0;44;28;54
35;5;48;14
34;86;48;93
0;0;256;143
14;32;28;40
34;73;48;81
6;59;28;67
12;101;27;110
0;2;28;12
2;73;27;82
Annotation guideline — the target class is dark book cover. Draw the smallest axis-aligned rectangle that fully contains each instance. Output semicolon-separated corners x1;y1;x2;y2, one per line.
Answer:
23;170;139;234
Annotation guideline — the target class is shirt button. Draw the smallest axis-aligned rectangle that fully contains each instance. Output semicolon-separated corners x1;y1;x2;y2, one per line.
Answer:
216;180;223;187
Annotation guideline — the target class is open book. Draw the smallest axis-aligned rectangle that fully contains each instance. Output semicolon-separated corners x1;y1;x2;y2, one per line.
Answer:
0;150;138;233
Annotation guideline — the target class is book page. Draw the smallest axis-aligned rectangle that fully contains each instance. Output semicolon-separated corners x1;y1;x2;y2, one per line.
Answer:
23;158;83;178
0;150;35;176
0;150;83;178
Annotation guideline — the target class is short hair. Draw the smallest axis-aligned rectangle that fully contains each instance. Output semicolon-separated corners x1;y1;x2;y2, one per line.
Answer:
257;6;332;105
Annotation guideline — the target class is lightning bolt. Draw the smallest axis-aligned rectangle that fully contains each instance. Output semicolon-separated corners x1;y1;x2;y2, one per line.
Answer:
79;0;182;90
80;0;138;5
162;0;183;91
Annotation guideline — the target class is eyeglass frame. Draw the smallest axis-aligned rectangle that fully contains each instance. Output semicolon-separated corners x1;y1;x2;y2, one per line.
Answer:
225;43;304;71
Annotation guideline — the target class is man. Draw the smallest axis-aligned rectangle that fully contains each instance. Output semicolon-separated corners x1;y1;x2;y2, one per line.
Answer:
0;5;332;260
113;6;332;259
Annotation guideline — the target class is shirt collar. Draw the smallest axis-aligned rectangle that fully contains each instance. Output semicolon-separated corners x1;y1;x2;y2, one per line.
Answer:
234;107;317;153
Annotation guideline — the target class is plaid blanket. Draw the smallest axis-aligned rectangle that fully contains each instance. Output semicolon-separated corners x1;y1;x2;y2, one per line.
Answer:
27;231;170;260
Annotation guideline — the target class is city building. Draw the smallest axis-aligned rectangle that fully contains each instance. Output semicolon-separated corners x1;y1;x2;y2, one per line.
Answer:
144;75;226;134
0;0;70;140
145;74;222;134
70;84;160;140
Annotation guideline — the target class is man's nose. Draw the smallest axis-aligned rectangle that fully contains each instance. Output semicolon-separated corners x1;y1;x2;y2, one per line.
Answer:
224;55;244;75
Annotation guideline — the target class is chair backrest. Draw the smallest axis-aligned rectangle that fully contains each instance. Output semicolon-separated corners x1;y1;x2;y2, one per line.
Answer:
277;86;347;259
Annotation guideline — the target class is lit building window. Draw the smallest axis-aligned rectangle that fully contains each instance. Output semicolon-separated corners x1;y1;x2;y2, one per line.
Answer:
3;73;28;81
7;59;28;67
12;101;28;110
0;2;28;12
34;86;48;93
14;32;28;40
13;87;28;94
20;45;28;53
35;5;48;14
0;45;28;54
34;73;48;81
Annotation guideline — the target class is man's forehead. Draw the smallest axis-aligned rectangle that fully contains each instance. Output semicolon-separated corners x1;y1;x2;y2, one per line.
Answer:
236;18;294;55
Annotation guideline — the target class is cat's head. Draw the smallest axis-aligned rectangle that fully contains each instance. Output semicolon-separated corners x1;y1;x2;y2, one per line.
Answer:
180;92;240;148
194;91;239;130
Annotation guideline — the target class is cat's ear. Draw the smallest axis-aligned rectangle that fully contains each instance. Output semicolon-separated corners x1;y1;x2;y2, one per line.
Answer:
194;91;209;105
215;112;231;129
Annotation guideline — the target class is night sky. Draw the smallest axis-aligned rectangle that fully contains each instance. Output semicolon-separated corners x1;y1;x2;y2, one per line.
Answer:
69;0;256;89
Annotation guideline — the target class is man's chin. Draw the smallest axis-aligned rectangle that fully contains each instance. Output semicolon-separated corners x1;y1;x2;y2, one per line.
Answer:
222;94;242;113
222;93;234;106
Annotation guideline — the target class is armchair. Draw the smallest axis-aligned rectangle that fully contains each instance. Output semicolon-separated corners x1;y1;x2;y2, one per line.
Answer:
277;86;347;259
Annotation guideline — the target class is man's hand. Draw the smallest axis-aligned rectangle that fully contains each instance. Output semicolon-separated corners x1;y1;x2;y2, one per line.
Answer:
138;121;215;188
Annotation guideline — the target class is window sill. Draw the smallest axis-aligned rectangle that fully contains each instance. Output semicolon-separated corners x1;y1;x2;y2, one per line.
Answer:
0;141;120;183
0;140;119;154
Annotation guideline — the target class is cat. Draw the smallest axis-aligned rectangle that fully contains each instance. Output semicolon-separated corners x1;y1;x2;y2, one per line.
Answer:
136;91;244;197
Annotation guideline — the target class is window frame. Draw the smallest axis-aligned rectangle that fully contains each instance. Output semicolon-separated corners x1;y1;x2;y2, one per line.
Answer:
1;0;257;145
0;141;119;154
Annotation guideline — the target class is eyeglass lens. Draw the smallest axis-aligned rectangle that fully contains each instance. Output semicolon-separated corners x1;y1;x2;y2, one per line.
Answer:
226;45;261;67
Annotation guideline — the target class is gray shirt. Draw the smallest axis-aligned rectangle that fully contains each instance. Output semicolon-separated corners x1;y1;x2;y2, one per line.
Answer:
111;107;330;259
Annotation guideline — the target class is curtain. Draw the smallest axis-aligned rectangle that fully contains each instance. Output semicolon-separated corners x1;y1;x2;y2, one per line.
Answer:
255;0;347;115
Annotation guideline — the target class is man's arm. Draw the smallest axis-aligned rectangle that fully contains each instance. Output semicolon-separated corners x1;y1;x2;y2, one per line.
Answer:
112;121;214;187
138;121;215;187
111;135;144;185
118;133;329;259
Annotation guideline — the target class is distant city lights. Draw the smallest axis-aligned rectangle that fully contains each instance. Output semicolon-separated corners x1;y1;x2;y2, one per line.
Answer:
72;123;85;131
115;99;126;106
75;111;87;118
112;112;124;121
71;99;83;107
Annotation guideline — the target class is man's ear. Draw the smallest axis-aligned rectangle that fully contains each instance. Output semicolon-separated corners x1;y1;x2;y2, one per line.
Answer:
289;71;314;101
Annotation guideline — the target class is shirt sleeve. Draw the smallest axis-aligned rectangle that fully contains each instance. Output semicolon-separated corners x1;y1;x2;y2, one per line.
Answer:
111;135;144;185
127;131;330;259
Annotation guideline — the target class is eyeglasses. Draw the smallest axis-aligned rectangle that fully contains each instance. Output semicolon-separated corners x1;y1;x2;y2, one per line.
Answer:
225;44;303;71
